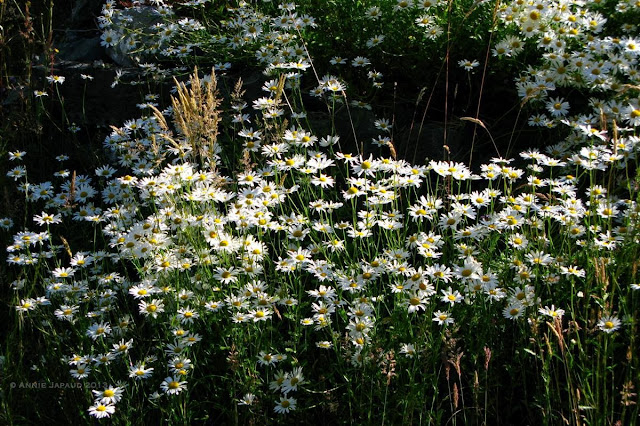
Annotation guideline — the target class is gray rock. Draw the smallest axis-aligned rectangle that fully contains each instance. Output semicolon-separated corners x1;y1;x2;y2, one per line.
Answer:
70;0;104;30
106;6;164;67
55;0;105;63
56;36;106;63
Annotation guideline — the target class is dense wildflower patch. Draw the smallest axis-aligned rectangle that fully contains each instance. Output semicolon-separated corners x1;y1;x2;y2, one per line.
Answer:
5;0;640;423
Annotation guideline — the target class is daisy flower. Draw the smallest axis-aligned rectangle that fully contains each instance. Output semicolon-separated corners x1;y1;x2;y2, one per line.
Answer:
311;174;335;188
112;338;134;354
269;370;286;392
8;167;27;183
623;103;640;126
70;363;91;379
88;402;116;419
407;292;428;313
458;59;479;71
139;299;165;318
16;299;37;313
70;253;93;268
374;118;392;132
161;376;187;395
177;307;199;324
330;56;347;65
281;367;304;393
238;393;256;406
100;29;120;47
432;311;454;325
257;351;278;366
440;287;463;305
351;56;371;67
54;305;79;321
129;283;156;299
93;353;116;366
52;267;75;279
365;6;381;19
546;97;570;117
205;300;224;312
316;341;332;349
213;267;239;283
0;217;14;230
250;307;273;322
394;0;413;11
93;386;124;405
8;151;26;161
170;357;192;375
33;211;62;226
366;34;385;48
597;316;621;333
129;364;154;379
400;343;417;358
274;396;297;414
86;322;112;340
46;75;65;84
560;265;586;278
503;303;524;320
539;305;565;319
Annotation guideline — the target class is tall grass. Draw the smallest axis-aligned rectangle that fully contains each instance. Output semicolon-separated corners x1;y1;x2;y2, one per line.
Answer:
2;0;640;424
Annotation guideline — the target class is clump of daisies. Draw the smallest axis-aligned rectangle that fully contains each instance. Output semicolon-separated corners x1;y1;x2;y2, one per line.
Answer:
4;0;640;423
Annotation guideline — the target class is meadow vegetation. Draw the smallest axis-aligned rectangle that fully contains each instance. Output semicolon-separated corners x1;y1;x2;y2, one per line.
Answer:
1;0;640;424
